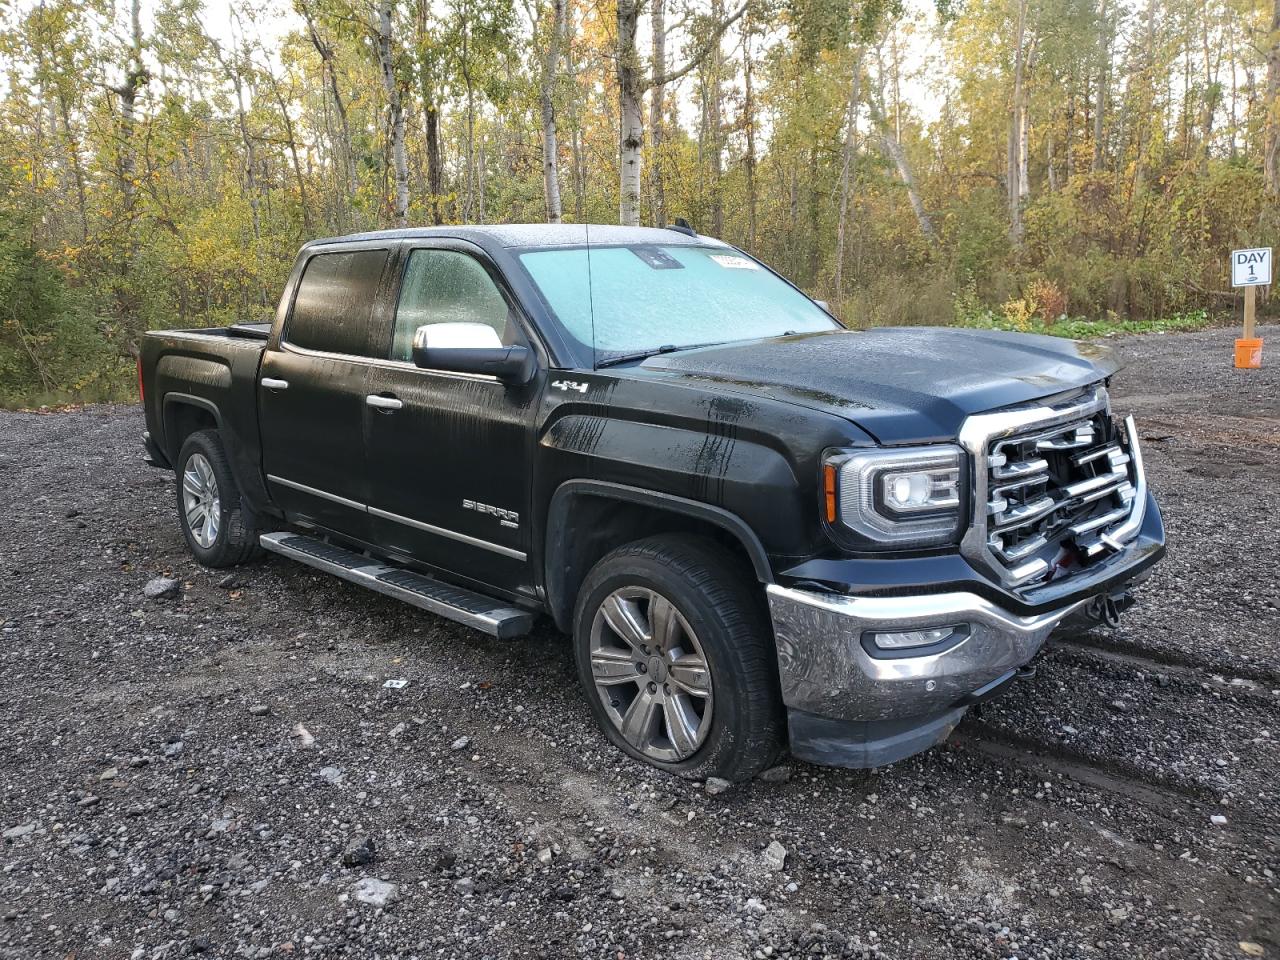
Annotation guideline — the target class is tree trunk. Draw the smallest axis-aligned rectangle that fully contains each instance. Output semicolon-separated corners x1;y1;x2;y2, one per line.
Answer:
878;126;936;245
426;105;444;223
835;48;863;300
616;0;644;225
869;61;935;246
1268;0;1280;194
540;0;567;222
1009;0;1028;245
807;147;820;282
55;92;89;242
230;53;265;305
1018;96;1030;203
564;30;586;220
1092;0;1109;172
301;6;357;200
265;68;313;235
649;0;667;226
741;16;757;248
415;0;445;224
615;0;746;226
112;0;146;216
377;0;409;226
1046;128;1057;192
1130;0;1158;192
462;44;478;221
707;0;726;236
1199;0;1216;171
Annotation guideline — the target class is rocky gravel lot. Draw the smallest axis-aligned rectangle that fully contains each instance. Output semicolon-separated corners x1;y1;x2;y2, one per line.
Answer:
1;325;1277;960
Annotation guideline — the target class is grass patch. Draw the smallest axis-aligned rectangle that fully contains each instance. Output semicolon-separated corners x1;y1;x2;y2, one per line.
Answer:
951;305;1213;340
1;379;137;412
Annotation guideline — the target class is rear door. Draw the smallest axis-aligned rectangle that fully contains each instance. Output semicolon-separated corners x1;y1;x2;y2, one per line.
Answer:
362;240;542;597
259;243;393;541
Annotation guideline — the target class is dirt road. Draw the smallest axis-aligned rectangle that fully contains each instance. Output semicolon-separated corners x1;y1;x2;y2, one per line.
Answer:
1;325;1277;959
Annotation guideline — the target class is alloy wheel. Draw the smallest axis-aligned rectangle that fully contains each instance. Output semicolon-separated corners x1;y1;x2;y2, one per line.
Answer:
588;587;713;763
181;452;221;549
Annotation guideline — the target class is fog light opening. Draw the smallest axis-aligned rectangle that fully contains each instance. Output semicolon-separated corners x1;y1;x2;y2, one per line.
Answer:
866;624;967;652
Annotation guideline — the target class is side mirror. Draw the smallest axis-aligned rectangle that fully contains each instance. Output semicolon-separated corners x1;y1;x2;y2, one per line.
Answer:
411;322;533;383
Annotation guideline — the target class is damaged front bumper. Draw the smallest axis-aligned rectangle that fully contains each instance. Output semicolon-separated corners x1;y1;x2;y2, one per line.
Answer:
767;484;1163;770
767;585;1092;768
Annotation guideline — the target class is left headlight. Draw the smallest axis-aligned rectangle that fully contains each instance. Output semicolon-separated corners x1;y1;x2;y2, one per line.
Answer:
822;445;965;548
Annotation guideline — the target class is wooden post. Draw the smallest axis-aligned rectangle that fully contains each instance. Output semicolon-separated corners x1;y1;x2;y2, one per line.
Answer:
1244;285;1257;340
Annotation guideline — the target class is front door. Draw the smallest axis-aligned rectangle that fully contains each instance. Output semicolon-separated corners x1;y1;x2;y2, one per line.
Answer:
362;242;540;597
259;244;393;541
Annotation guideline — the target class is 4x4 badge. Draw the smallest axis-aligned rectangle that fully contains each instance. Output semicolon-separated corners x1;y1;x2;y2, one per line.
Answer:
552;380;588;394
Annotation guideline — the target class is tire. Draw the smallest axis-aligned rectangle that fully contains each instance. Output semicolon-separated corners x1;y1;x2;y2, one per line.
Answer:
573;534;784;782
175;429;262;568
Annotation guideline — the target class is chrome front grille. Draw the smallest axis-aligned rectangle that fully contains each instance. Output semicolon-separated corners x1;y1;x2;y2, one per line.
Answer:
959;387;1148;589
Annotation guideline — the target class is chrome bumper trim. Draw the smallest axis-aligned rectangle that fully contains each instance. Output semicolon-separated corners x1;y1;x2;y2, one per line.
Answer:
766;585;1088;723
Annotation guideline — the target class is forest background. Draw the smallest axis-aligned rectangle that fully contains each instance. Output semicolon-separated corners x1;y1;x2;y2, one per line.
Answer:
1;0;1275;405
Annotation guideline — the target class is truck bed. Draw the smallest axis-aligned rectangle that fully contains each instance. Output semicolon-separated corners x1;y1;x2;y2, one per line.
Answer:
139;325;270;507
157;322;270;341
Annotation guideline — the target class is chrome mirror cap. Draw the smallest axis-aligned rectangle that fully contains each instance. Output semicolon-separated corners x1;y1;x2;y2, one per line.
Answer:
412;321;503;352
410;322;533;383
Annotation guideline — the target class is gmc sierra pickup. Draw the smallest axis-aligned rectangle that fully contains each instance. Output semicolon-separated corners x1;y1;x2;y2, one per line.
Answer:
140;224;1165;781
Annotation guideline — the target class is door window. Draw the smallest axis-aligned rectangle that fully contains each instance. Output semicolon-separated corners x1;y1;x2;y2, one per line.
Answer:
286;249;388;356
390;249;513;362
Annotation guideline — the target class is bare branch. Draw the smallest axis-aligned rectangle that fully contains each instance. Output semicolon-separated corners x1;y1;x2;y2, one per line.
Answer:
648;0;747;90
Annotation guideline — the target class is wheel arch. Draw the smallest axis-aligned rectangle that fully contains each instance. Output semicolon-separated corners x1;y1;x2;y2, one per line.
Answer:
161;393;221;464
544;480;774;632
162;393;268;525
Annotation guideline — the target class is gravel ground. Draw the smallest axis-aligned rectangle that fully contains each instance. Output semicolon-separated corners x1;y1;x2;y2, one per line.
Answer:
1;325;1277;960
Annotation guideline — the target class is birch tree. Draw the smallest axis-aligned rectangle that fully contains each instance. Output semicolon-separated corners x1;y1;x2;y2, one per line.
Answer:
615;0;747;226
376;0;410;226
535;0;568;221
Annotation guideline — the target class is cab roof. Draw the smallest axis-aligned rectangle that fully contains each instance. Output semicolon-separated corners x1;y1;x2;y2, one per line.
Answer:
304;223;729;251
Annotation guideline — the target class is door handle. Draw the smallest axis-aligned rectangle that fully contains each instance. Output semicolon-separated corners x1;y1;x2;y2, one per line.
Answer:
366;394;403;411
261;378;289;391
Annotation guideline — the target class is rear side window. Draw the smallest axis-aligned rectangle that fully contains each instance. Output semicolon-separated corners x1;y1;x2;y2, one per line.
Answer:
286;249;388;356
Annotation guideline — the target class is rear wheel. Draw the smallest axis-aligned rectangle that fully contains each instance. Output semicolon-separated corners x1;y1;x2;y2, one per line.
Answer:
176;429;261;567
573;535;783;782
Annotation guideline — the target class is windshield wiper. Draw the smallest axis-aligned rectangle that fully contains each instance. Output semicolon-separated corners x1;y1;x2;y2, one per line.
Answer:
594;341;726;369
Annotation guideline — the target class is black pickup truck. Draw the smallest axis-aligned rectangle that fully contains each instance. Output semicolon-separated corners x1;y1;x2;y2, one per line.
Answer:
140;224;1164;781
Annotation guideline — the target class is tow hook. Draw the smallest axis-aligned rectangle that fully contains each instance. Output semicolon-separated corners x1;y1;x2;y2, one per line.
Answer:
1084;591;1130;628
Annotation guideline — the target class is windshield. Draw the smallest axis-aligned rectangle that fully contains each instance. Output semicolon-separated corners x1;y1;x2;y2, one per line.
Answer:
517;244;837;361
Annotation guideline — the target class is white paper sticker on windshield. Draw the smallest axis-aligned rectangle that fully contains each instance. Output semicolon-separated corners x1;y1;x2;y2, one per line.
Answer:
709;254;760;270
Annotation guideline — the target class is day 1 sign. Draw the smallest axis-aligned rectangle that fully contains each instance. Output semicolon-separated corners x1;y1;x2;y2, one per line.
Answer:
1231;247;1271;287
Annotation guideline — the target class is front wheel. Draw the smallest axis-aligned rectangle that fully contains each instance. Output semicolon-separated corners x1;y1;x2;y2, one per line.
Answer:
175;429;261;568
573;535;784;782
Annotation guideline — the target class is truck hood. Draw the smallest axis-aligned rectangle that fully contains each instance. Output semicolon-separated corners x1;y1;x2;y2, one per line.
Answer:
636;327;1118;444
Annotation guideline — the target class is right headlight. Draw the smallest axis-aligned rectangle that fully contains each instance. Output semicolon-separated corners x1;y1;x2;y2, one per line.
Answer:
822;445;966;548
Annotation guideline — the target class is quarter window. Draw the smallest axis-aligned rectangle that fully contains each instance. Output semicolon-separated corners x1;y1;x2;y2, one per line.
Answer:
286;249;388;356
390;249;513;362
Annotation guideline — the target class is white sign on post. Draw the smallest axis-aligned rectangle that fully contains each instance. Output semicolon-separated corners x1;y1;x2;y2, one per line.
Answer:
1231;247;1272;287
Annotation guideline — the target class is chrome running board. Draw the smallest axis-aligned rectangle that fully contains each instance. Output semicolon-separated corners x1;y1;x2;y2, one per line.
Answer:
259;532;535;639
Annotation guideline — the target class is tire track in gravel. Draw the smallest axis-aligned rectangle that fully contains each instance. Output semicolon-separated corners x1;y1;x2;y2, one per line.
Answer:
1052;633;1280;689
969;701;1276;815
923;742;1280;954
948;727;1280;939
955;723;1212;812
